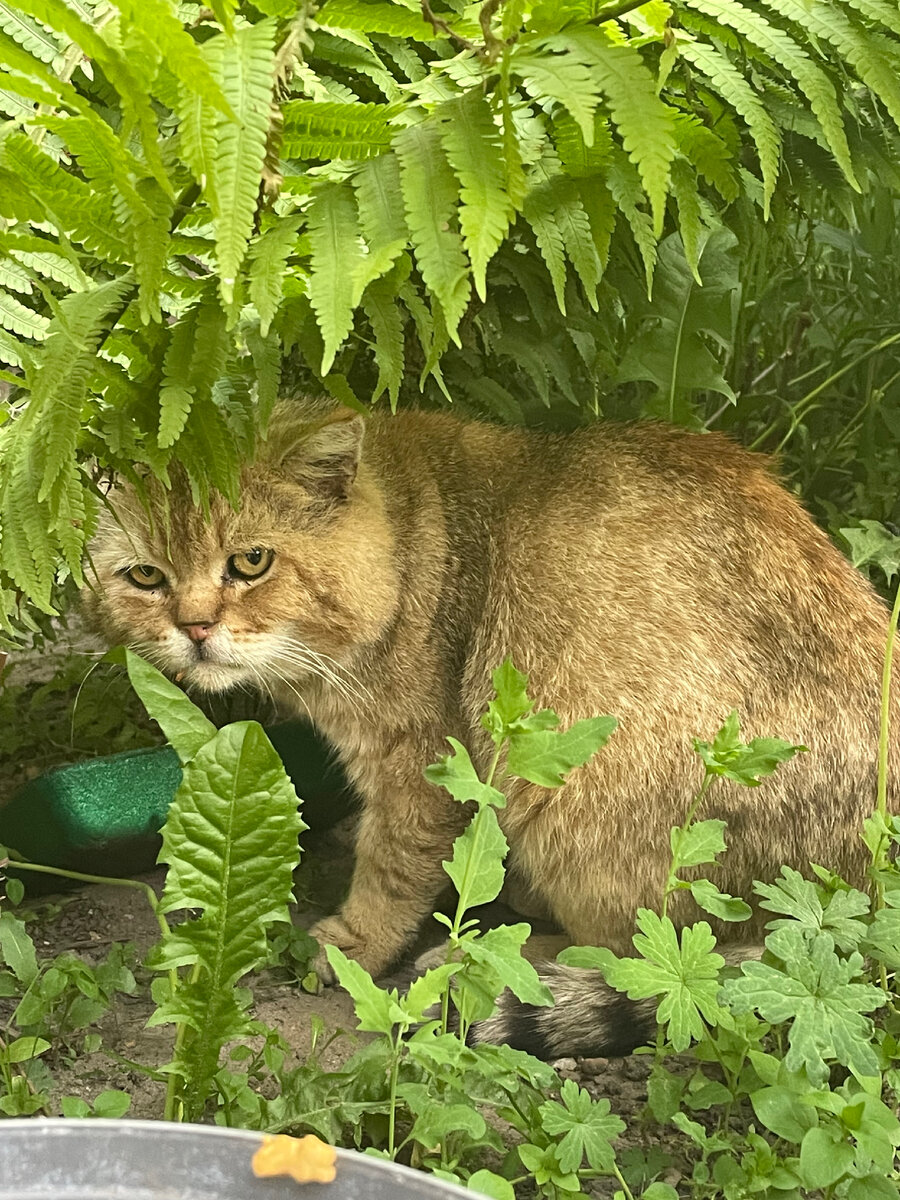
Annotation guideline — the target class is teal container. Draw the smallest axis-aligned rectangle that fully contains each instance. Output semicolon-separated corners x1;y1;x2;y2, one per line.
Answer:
0;721;355;888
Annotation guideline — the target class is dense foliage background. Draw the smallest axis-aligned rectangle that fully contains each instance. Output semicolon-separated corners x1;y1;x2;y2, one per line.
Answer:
0;0;899;640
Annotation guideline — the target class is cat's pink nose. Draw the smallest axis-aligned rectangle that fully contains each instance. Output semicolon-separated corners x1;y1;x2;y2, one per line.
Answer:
180;622;215;643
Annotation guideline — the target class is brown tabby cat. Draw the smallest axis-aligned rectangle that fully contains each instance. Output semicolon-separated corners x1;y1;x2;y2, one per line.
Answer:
83;403;898;1056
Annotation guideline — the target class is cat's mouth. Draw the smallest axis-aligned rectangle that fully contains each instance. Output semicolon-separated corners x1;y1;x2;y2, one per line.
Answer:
175;659;252;693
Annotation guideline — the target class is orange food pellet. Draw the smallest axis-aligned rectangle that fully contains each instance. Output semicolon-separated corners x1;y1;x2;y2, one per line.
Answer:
252;1133;338;1184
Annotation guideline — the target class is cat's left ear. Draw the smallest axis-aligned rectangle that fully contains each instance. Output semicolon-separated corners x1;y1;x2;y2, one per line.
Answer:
293;408;365;500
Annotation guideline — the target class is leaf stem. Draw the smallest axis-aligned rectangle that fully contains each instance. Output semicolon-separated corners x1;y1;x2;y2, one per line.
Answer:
661;773;714;922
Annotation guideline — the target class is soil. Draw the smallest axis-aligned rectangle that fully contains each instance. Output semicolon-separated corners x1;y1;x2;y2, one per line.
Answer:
0;621;655;1193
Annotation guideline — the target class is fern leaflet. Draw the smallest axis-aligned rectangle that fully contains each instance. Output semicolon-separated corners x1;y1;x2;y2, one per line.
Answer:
395;119;470;344
439;92;513;303
352;151;408;296
248;216;301;337
306;181;366;375
280;99;396;160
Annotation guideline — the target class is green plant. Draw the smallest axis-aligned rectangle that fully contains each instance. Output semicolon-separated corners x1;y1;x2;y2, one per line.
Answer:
2;0;900;638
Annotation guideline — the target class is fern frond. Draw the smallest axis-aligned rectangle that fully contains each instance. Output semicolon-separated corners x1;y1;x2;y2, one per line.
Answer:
839;0;900;37
439;92;513;302
553;111;614;177
114;0;230;115
394;119;470;345
0;326;30;367
162;297;230;410
158;386;193;450
0;129;129;262
683;0;858;190
32;277;134;503
246;325;281;429
605;149;657;293
0;69;61;109
0;3;63;64
0;288;49;340
281;99;396;159
7;246;87;291
312;29;400;101
306;181;365;375
0;456;56;611
317;0;445;41
677;37;780;217
511;42;601;143
47;458;86;581
203;21;277;306
248;216;301;337
361;267;405;408
673;112;740;203
522;174;569;314
546;27;676;235
0;259;33;294
670;158;705;281
351;151;408;295
759;0;900;135
12;0;170;188
525;150;602;311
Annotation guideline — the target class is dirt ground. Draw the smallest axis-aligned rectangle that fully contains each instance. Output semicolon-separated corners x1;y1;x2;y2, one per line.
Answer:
0;621;654;1188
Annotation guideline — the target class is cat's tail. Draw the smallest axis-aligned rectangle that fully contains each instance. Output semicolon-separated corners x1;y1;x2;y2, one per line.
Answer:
466;962;657;1058
465;945;763;1059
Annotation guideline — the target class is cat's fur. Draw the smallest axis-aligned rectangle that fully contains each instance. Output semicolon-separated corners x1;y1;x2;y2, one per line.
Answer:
83;404;898;1057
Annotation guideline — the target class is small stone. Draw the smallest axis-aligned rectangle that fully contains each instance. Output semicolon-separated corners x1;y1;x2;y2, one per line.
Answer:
550;1056;578;1074
578;1057;609;1075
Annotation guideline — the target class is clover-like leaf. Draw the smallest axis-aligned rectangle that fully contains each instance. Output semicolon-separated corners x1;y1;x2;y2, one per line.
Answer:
539;1078;624;1172
723;927;886;1084
600;911;725;1051
756;866;870;951
507;715;617;787
693;710;804;786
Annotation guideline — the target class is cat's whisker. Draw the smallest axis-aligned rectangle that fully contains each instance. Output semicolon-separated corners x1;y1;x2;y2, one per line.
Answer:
272;643;371;708
263;662;314;723
272;651;364;716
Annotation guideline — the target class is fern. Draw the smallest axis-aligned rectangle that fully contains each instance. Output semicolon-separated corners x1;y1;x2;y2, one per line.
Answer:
317;0;444;42
280;99;396;160
248;216;301;337
545;28;676;236
306;181;365;375
683;0;859;190
395;119;471;344
0;2;62;64
758;0;900;136
203;21;277;305
352;151;408;296
0;288;50;340
439;92;513;303
361;264;406;408
677;37;781;217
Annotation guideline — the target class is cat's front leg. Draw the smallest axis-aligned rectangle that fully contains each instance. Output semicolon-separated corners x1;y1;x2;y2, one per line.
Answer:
309;740;469;981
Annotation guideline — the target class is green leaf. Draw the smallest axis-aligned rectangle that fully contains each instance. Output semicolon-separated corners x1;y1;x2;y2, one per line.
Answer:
361;267;405;407
539;1078;625;1172
689;880;752;922
318;0;454;40
5;1035;50;1063
425;737;507;808
546;27;676;234
352;151;408;294
443;805;508;910
158;386;194;450
755;866;870;951
394;119;470;344
409;1102;486;1146
841;520;900;583
693;708;805;786
306;181;365;374
671;819;727;869
601;911;726;1051
203;22;277;305
150;720;303;1119
439;92;513;302
799;1127;854;1190
464;924;554;1007
684;0;858;189
119;648;217;763
750;1084;817;1142
281;99;396;160
248;216;301;337
92;1089;132;1118
325;945;406;1034
723;928;886;1084
468;1170;515;1200
507;716;616;787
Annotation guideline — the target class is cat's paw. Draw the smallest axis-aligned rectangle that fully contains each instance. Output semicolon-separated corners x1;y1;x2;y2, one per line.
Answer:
308;915;393;985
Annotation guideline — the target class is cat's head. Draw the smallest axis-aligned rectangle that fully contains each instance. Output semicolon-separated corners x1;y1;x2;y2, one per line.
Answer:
82;406;399;697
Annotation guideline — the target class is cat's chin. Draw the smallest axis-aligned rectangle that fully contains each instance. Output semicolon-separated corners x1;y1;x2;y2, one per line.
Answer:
176;661;253;694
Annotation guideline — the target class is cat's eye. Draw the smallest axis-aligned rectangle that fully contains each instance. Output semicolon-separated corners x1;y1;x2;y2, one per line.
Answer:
124;564;166;589
227;547;274;581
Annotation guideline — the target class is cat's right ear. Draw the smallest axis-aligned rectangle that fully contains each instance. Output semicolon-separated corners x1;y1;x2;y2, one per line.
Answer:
280;409;365;500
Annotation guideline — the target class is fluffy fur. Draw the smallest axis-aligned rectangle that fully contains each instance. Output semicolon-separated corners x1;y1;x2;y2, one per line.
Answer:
83;405;898;1056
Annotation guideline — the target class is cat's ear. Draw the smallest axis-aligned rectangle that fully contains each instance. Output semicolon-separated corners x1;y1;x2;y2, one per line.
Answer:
284;408;365;500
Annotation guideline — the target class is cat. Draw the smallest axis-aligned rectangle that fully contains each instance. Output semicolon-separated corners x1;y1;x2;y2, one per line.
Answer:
83;402;898;1057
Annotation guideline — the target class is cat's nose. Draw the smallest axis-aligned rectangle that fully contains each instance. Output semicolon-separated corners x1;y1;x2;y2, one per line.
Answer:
180;621;216;643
